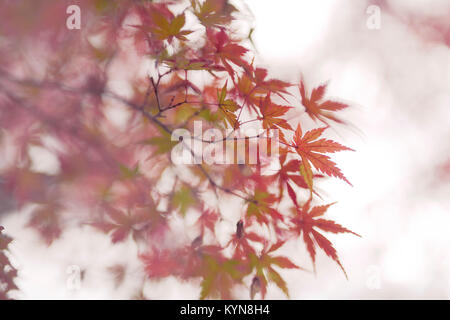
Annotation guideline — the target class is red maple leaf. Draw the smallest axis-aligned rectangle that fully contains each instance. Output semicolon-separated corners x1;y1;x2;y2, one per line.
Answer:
248;241;302;298
258;93;292;130
299;76;348;125
141;247;184;279
0;227;18;299
226;219;265;259
246;189;283;225
236;66;291;113
196;207;220;235
206;28;249;76
271;151;325;203
91;205;159;243
290;201;360;278
290;123;353;189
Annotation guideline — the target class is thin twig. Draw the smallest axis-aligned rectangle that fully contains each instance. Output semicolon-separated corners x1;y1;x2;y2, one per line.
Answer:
150;76;161;112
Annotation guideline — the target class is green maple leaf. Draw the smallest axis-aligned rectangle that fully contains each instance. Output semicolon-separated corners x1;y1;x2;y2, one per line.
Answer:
200;256;243;299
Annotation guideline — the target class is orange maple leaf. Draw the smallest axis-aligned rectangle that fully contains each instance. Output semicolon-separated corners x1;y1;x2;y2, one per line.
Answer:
248;241;302;298
291;201;360;278
299;76;348;125
291;123;353;189
258;93;292;130
226;219;266;259
271;151;324;203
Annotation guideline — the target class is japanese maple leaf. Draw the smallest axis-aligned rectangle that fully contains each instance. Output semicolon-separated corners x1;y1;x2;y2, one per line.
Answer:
291;201;360;278
191;0;237;27
196;207;220;234
141;247;184;279
258;93;292;130
0;226;18;299
199;254;244;299
248;241;301;299
252;67;291;101
220;165;255;191
172;185;198;216
217;81;239;128
92;206;157;243
226;220;265;259
246;189;283;225
291;123;353;190
148;11;192;42
220;162;277;194
299;76;348;125
236;67;291;112
27;204;62;245
206;28;249;76
141;240;220;280
270;151;324;203
249;153;280;190
141;126;179;157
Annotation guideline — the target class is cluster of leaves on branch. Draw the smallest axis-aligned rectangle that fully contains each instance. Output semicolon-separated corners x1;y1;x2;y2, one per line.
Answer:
0;227;18;299
0;0;359;299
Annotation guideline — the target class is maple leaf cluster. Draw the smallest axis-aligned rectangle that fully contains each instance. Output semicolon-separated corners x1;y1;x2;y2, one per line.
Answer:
0;0;359;299
0;227;18;299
